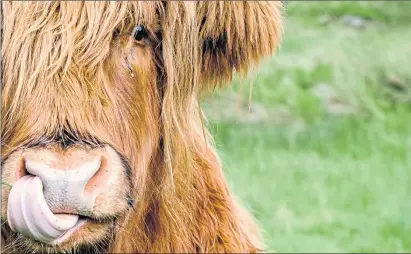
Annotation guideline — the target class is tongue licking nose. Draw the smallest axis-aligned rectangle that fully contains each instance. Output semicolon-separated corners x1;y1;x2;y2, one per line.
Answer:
6;154;103;244
7;176;80;244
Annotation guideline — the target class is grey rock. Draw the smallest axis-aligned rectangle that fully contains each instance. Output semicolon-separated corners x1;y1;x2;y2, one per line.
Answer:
342;15;368;29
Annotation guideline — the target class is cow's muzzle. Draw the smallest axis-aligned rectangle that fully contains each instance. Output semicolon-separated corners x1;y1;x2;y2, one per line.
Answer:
4;145;131;245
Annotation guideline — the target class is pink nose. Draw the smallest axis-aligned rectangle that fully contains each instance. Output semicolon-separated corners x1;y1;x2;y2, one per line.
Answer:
20;148;111;215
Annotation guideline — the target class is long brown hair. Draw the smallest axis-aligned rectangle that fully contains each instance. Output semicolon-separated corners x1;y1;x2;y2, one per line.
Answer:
1;2;283;252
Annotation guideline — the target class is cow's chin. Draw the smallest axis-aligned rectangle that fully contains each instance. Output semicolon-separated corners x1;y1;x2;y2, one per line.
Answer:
5;218;115;253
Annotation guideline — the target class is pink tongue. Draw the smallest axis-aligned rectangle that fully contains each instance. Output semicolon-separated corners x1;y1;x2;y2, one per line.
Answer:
7;175;79;244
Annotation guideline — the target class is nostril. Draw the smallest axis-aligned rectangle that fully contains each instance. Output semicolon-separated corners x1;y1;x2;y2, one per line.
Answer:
16;157;30;180
84;156;108;193
79;158;103;181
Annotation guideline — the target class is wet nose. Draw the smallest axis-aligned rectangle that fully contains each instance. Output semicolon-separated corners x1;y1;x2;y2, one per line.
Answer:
26;159;101;186
22;149;107;215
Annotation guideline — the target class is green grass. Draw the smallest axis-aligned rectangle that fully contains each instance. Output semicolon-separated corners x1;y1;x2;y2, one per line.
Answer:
205;2;411;252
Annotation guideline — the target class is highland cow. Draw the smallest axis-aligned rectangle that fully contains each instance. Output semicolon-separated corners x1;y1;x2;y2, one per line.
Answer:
1;1;283;253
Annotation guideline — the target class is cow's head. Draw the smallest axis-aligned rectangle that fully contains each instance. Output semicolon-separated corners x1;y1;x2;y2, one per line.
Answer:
1;2;282;253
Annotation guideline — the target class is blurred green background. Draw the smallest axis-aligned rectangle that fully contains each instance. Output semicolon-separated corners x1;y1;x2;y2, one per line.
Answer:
203;2;411;253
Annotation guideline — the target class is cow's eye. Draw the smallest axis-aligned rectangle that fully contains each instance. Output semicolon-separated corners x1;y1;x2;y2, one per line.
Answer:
132;25;148;41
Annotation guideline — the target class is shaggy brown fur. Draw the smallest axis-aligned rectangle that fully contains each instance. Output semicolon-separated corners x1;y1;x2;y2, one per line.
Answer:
1;1;283;253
